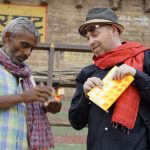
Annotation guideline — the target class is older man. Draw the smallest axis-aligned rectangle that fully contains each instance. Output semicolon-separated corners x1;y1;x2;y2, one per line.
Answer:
69;8;150;150
0;17;61;150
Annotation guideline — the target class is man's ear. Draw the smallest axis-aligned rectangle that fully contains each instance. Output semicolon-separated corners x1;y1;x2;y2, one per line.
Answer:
112;25;118;33
3;32;12;44
112;25;120;36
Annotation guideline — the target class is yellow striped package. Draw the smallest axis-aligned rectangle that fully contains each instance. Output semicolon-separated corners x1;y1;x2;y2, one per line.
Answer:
87;66;134;111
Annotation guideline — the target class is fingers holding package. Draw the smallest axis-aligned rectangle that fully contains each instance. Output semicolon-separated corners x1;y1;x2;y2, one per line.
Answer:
83;65;136;97
21;86;53;103
112;64;136;80
83;77;103;96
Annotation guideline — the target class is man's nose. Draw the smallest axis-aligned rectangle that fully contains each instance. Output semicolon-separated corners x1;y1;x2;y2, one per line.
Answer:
24;48;32;57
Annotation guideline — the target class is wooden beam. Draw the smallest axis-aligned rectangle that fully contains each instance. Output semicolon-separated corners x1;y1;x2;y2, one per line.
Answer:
36;43;91;53
47;43;55;86
0;42;91;53
34;77;76;88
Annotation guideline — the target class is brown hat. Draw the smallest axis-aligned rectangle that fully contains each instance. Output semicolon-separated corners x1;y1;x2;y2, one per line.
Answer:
79;8;124;36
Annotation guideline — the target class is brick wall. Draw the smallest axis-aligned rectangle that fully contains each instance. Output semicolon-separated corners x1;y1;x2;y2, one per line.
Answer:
14;0;150;72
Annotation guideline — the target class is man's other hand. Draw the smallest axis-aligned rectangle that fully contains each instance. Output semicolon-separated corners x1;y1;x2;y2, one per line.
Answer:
43;98;62;114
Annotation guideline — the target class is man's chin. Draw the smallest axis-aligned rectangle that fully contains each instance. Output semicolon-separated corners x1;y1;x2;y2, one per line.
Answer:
94;51;105;57
93;48;105;56
12;59;23;66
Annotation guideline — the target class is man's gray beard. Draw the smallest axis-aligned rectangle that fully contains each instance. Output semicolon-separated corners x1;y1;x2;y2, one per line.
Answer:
12;57;21;66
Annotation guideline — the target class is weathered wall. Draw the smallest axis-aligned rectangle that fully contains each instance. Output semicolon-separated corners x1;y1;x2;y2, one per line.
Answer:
0;0;150;72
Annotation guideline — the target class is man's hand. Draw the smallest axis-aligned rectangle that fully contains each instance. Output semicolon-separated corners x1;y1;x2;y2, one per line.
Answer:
43;98;62;114
21;86;53;103
83;77;103;97
112;64;136;80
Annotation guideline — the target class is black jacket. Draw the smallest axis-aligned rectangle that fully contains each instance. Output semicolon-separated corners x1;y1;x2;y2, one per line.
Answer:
69;50;150;150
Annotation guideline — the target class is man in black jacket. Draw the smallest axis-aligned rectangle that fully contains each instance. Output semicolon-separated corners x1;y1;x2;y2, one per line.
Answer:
69;8;150;150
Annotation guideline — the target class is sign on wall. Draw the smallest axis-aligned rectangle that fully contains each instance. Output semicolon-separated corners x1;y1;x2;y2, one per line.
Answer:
0;3;47;43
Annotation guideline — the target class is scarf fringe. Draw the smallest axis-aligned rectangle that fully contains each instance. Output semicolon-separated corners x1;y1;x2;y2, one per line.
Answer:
112;122;130;135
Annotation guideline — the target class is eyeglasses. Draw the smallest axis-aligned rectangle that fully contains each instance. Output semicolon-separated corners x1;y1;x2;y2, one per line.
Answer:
80;24;100;37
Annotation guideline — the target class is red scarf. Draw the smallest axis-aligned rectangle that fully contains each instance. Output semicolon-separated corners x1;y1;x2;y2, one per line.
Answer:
93;42;148;129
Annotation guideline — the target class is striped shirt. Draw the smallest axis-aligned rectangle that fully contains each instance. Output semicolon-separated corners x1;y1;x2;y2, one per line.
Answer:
0;64;29;150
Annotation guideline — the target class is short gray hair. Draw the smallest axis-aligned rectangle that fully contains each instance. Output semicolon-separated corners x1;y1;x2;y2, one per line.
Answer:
2;17;40;42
